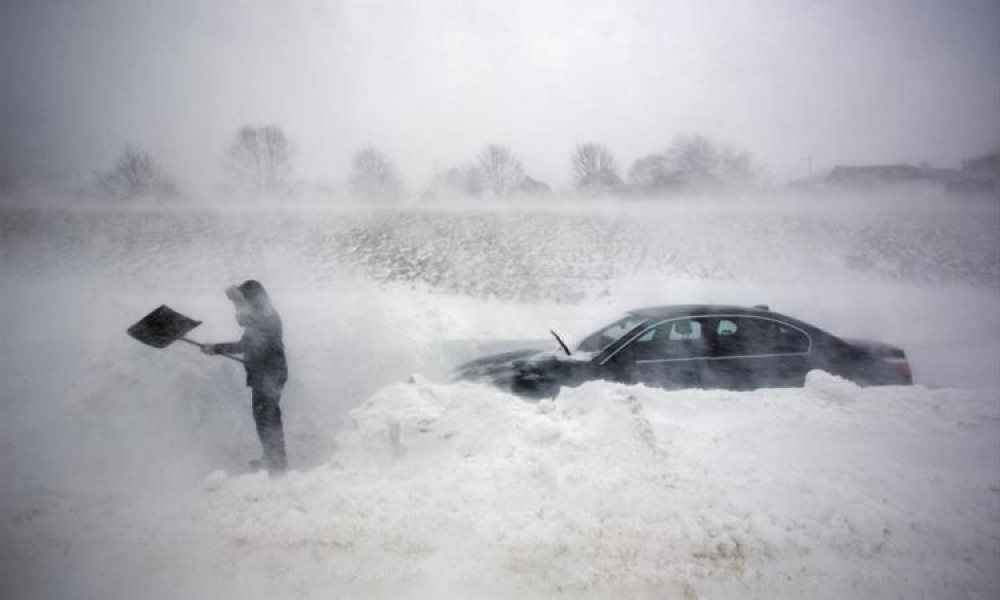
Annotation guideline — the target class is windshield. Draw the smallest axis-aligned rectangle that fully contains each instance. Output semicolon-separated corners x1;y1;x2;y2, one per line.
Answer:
575;314;649;353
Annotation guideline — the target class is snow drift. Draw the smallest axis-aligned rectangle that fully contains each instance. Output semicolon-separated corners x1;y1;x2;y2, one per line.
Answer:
1;193;998;599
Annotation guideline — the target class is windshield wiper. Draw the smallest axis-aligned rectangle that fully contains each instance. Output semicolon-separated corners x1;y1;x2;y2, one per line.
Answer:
550;330;571;356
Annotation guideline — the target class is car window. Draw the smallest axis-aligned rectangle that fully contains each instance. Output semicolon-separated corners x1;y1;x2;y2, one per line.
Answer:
627;318;711;360
716;317;810;356
666;319;702;340
717;319;738;336
712;318;745;356
768;321;810;353
576;315;649;352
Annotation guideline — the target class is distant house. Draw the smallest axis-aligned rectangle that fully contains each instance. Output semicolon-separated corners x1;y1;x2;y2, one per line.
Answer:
961;150;999;173
826;164;931;186
825;153;997;195
947;149;1000;193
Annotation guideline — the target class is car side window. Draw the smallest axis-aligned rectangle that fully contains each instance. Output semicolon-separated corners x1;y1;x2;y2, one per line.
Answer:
628;319;710;360
717;319;738;336
667;320;702;341
712;318;745;356
739;317;811;355
771;322;810;353
577;315;648;352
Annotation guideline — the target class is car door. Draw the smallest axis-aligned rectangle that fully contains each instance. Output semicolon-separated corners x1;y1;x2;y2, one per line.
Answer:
601;317;714;389
709;316;813;389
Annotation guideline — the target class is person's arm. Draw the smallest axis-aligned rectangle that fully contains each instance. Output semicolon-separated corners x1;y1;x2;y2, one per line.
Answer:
202;337;245;355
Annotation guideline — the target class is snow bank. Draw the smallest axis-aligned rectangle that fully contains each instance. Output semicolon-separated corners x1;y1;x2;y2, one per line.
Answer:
175;377;999;599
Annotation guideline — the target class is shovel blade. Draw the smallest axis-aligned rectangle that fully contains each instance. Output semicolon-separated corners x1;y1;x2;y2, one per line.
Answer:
127;305;202;349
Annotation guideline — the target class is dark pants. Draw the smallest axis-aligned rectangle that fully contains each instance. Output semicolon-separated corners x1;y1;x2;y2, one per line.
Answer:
251;386;287;475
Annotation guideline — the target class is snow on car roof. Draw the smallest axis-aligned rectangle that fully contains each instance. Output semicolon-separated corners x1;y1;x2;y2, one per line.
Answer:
627;304;774;320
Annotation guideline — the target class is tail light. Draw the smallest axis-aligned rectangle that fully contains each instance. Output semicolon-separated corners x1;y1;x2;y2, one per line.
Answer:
885;357;913;384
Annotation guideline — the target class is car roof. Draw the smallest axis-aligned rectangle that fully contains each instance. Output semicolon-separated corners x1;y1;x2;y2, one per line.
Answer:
626;304;776;320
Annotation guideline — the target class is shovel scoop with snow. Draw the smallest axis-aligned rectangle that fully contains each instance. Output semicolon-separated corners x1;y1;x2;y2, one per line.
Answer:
127;304;243;363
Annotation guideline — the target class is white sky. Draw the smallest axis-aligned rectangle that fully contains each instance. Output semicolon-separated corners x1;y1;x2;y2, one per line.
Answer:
2;0;998;191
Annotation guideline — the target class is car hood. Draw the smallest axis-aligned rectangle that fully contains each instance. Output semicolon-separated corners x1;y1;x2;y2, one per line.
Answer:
455;344;595;380
453;348;549;381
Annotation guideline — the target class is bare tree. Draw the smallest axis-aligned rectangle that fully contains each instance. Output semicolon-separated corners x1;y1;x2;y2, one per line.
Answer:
628;135;759;194
349;147;402;202
717;146;755;181
519;176;552;196
477;144;525;197
452;165;484;196
664;135;718;181
572;142;623;194
423;164;484;200
94;146;178;201
663;134;756;183
627;153;671;189
224;125;293;193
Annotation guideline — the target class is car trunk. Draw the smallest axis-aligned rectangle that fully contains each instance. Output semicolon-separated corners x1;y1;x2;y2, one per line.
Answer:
843;338;913;383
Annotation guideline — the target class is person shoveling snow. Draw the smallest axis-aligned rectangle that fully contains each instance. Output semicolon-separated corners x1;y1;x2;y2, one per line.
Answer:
127;280;289;476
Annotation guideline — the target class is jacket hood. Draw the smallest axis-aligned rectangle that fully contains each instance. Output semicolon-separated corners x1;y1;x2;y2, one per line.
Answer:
228;280;274;313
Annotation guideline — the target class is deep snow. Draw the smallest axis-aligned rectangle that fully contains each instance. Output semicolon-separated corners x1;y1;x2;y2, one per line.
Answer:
1;193;998;599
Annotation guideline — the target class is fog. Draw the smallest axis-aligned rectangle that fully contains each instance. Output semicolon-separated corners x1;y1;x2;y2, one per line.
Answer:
2;1;999;599
2;0;999;191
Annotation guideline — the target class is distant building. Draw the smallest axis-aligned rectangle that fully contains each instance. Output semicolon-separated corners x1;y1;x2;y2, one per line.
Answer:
947;149;1000;194
824;152;998;196
826;164;932;186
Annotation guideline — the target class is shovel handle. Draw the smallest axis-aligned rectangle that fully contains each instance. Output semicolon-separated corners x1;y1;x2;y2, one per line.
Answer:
178;337;245;364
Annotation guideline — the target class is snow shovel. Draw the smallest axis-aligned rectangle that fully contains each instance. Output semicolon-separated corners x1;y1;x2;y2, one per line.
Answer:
127;304;244;364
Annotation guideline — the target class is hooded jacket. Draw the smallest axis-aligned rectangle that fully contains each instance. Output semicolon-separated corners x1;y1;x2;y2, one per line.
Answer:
214;280;288;389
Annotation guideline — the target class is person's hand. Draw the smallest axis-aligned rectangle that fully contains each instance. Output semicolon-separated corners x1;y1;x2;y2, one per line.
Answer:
201;343;217;355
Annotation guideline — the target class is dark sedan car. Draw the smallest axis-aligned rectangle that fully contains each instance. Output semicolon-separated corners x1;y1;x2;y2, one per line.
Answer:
455;304;913;398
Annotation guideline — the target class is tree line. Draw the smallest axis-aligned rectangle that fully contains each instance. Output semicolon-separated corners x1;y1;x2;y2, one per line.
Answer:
85;124;761;202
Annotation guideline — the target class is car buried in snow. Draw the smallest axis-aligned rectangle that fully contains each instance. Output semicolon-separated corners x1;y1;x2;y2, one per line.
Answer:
454;304;913;398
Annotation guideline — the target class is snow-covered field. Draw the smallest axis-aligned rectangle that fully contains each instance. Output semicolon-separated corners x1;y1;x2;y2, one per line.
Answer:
1;192;998;599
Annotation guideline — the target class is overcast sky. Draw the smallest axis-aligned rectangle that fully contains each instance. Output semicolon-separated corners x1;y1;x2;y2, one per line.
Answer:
2;0;998;192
